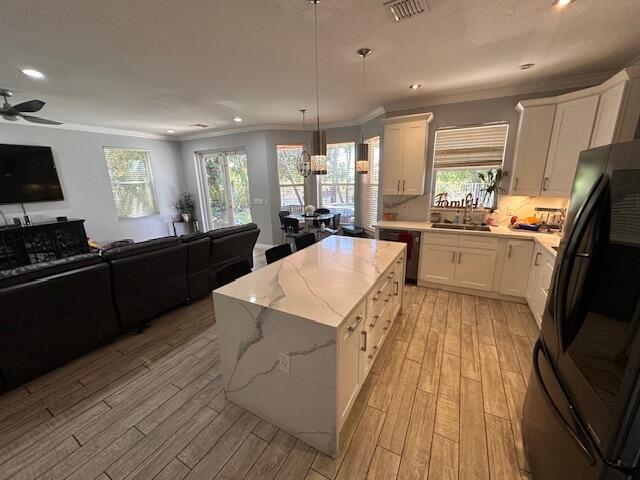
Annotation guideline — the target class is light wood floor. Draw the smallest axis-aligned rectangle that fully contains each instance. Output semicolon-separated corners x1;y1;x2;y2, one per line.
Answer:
0;282;539;479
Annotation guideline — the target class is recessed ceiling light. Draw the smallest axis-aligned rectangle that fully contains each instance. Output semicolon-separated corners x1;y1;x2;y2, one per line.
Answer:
233;117;243;123
552;0;574;6
165;129;175;134
409;84;421;90
519;63;536;70
20;68;45;79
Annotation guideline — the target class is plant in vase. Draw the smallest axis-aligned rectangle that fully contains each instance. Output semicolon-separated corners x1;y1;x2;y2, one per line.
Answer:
478;169;507;212
174;192;195;222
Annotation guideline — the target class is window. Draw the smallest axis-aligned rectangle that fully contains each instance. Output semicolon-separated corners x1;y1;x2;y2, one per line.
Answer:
360;137;380;232
431;123;509;207
104;147;159;218
318;142;355;224
197;149;252;229
277;145;306;209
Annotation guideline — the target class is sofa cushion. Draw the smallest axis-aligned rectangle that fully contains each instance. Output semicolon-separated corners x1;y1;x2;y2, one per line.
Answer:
102;236;181;260
206;223;258;240
0;253;102;288
181;231;207;243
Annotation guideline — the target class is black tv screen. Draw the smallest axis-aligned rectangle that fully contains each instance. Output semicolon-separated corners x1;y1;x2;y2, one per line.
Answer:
0;144;64;204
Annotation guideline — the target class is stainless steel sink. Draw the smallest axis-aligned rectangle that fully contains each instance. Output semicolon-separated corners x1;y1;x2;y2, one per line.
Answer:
431;223;491;232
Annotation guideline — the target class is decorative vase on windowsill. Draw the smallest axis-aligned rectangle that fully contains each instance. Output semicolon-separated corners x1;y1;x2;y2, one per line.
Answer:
479;169;506;213
174;192;196;223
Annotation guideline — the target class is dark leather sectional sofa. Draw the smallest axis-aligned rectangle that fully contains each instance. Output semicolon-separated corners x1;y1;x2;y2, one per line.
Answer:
0;223;259;391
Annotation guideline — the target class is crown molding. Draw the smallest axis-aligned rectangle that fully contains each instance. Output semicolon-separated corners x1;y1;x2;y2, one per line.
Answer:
358;106;386;125
625;53;640;67
384;70;616;113
0;117;173;141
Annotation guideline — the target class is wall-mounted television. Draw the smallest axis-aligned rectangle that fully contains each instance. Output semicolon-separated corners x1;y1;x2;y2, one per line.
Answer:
0;144;64;204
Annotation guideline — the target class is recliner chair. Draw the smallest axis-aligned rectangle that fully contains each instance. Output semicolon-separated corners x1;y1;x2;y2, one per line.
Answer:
181;232;211;301
0;253;120;390
207;223;260;289
103;236;189;331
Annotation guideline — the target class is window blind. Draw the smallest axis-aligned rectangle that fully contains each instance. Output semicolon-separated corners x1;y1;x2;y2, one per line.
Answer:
104;147;158;218
433;123;509;169
277;145;305;207
360;137;380;232
319;142;356;224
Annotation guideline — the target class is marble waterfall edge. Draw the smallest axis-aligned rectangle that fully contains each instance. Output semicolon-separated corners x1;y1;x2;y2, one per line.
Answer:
213;293;338;456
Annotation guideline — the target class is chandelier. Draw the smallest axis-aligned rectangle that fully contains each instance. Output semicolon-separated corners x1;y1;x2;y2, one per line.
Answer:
310;0;327;175
297;109;312;178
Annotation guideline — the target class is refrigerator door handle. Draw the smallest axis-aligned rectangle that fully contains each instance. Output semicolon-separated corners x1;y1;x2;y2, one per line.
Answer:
554;174;609;349
532;339;596;465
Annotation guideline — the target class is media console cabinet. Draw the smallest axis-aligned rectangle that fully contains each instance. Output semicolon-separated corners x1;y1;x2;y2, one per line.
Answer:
0;219;89;270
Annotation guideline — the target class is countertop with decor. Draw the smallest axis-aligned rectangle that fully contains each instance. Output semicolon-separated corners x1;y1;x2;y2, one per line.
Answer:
374;220;561;257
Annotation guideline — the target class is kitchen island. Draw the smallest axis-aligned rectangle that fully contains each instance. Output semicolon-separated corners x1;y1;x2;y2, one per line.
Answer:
212;236;406;457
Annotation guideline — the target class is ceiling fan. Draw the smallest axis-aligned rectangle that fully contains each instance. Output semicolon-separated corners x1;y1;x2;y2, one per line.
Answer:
0;88;62;125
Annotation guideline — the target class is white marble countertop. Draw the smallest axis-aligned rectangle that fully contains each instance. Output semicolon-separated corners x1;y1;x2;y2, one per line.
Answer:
374;220;561;256
214;236;406;328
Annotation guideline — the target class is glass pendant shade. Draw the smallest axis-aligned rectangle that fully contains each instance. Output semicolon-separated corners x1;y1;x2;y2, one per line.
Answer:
356;142;369;174
311;130;327;174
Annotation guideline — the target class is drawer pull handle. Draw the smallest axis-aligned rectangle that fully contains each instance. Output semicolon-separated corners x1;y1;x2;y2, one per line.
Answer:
451;251;456;263
508;245;513;258
361;331;367;352
534;252;541;266
394;282;399;295
514;177;519;191
369;323;375;328
458;252;462;263
543;177;549;191
348;315;363;332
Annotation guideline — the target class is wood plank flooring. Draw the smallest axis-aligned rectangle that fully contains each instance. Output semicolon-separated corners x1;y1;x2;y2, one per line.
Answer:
0;277;537;479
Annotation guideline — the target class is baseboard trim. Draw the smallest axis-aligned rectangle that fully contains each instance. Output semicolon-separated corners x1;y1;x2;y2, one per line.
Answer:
416;281;527;304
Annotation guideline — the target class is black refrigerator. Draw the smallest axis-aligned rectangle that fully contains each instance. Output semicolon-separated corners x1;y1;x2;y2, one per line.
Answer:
523;139;640;479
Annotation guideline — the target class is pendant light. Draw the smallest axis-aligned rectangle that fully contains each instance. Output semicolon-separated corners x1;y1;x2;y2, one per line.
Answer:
356;48;372;174
297;109;312;178
310;0;327;175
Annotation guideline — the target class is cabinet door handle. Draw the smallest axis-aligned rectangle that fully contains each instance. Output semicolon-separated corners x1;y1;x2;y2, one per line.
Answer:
458;252;462;263
514;177;519;191
361;331;367;352
397;179;400;192
534;252;541;266
402;180;406;192
543;177;549;191
451;251;456;263
508;245;513;258
394;281;399;295
348;315;363;332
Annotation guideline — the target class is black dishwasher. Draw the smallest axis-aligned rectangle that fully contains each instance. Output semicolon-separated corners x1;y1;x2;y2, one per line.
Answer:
378;229;420;283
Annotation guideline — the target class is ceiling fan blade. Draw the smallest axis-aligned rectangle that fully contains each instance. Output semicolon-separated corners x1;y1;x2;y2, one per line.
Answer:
21;115;62;125
8;100;45;114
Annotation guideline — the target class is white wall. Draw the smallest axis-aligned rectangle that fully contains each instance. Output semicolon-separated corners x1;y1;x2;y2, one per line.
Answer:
0;123;184;242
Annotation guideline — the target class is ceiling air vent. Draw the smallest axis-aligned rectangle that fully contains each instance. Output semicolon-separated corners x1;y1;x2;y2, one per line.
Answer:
384;0;427;21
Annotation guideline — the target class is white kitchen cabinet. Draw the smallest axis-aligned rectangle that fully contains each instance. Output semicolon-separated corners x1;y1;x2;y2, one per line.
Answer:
454;247;497;292
382;113;433;195
500;240;534;297
510;104;556;196
590;80;627;148
419;243;457;285
338;308;364;425
526;244;556;327
542;95;600;197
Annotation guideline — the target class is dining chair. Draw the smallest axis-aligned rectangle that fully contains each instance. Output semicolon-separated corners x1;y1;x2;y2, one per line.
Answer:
265;243;293;264
313;208;331;228
319;213;342;239
288;204;303;214
294;232;316;251
282;217;302;246
278;210;290;242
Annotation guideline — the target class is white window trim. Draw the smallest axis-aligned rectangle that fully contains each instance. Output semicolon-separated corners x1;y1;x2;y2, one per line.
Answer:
276;144;306;209
360;136;380;233
103;147;160;220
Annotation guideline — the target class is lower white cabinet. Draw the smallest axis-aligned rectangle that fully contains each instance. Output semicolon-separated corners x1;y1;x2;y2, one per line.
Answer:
526;244;556;327
454;247;497;292
338;309;363;425
500;240;534;297
419;243;457;285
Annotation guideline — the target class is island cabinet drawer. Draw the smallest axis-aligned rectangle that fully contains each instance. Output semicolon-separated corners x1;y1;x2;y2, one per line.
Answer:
422;232;459;246
458;234;499;250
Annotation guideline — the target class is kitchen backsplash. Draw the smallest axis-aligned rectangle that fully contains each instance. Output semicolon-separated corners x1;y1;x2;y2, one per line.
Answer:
382;194;569;226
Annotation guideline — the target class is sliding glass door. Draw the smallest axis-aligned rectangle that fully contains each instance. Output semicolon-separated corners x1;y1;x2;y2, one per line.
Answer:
197;149;252;229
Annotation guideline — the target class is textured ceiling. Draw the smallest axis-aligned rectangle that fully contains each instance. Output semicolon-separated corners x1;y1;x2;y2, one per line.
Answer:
1;0;639;136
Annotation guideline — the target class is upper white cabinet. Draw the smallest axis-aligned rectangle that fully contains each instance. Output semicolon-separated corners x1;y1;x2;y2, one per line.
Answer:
499;240;534;297
510;104;556;196
510;66;640;198
382;113;434;195
542;95;599;197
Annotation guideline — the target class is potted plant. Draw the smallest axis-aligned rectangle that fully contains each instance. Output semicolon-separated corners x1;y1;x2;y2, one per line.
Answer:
478;169;507;212
174;192;195;222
